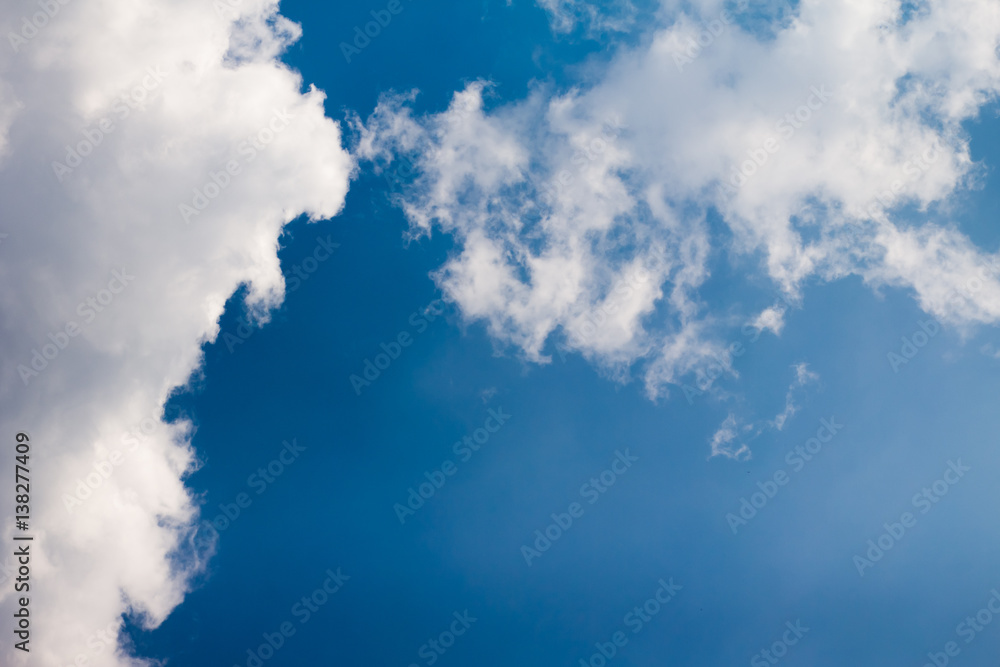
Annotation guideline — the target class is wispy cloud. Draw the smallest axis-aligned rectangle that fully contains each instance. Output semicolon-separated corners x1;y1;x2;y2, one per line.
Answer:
709;413;751;461
708;363;818;460
770;363;820;431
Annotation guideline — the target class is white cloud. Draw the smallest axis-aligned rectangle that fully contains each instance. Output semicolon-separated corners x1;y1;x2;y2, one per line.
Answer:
769;362;819;431
354;0;1000;400
707;362;816;459
708;413;750;460
751;305;786;337
0;1;352;665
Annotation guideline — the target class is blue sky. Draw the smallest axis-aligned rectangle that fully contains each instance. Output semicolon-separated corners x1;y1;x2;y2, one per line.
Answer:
149;3;1000;665
140;238;1000;665
3;1;1000;666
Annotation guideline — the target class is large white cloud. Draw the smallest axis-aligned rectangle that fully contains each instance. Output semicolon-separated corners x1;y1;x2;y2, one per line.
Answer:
0;0;352;665
354;0;1000;401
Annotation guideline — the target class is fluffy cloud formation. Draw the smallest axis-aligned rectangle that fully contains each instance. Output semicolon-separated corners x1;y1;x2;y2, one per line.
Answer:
0;1;352;665
355;0;1000;401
